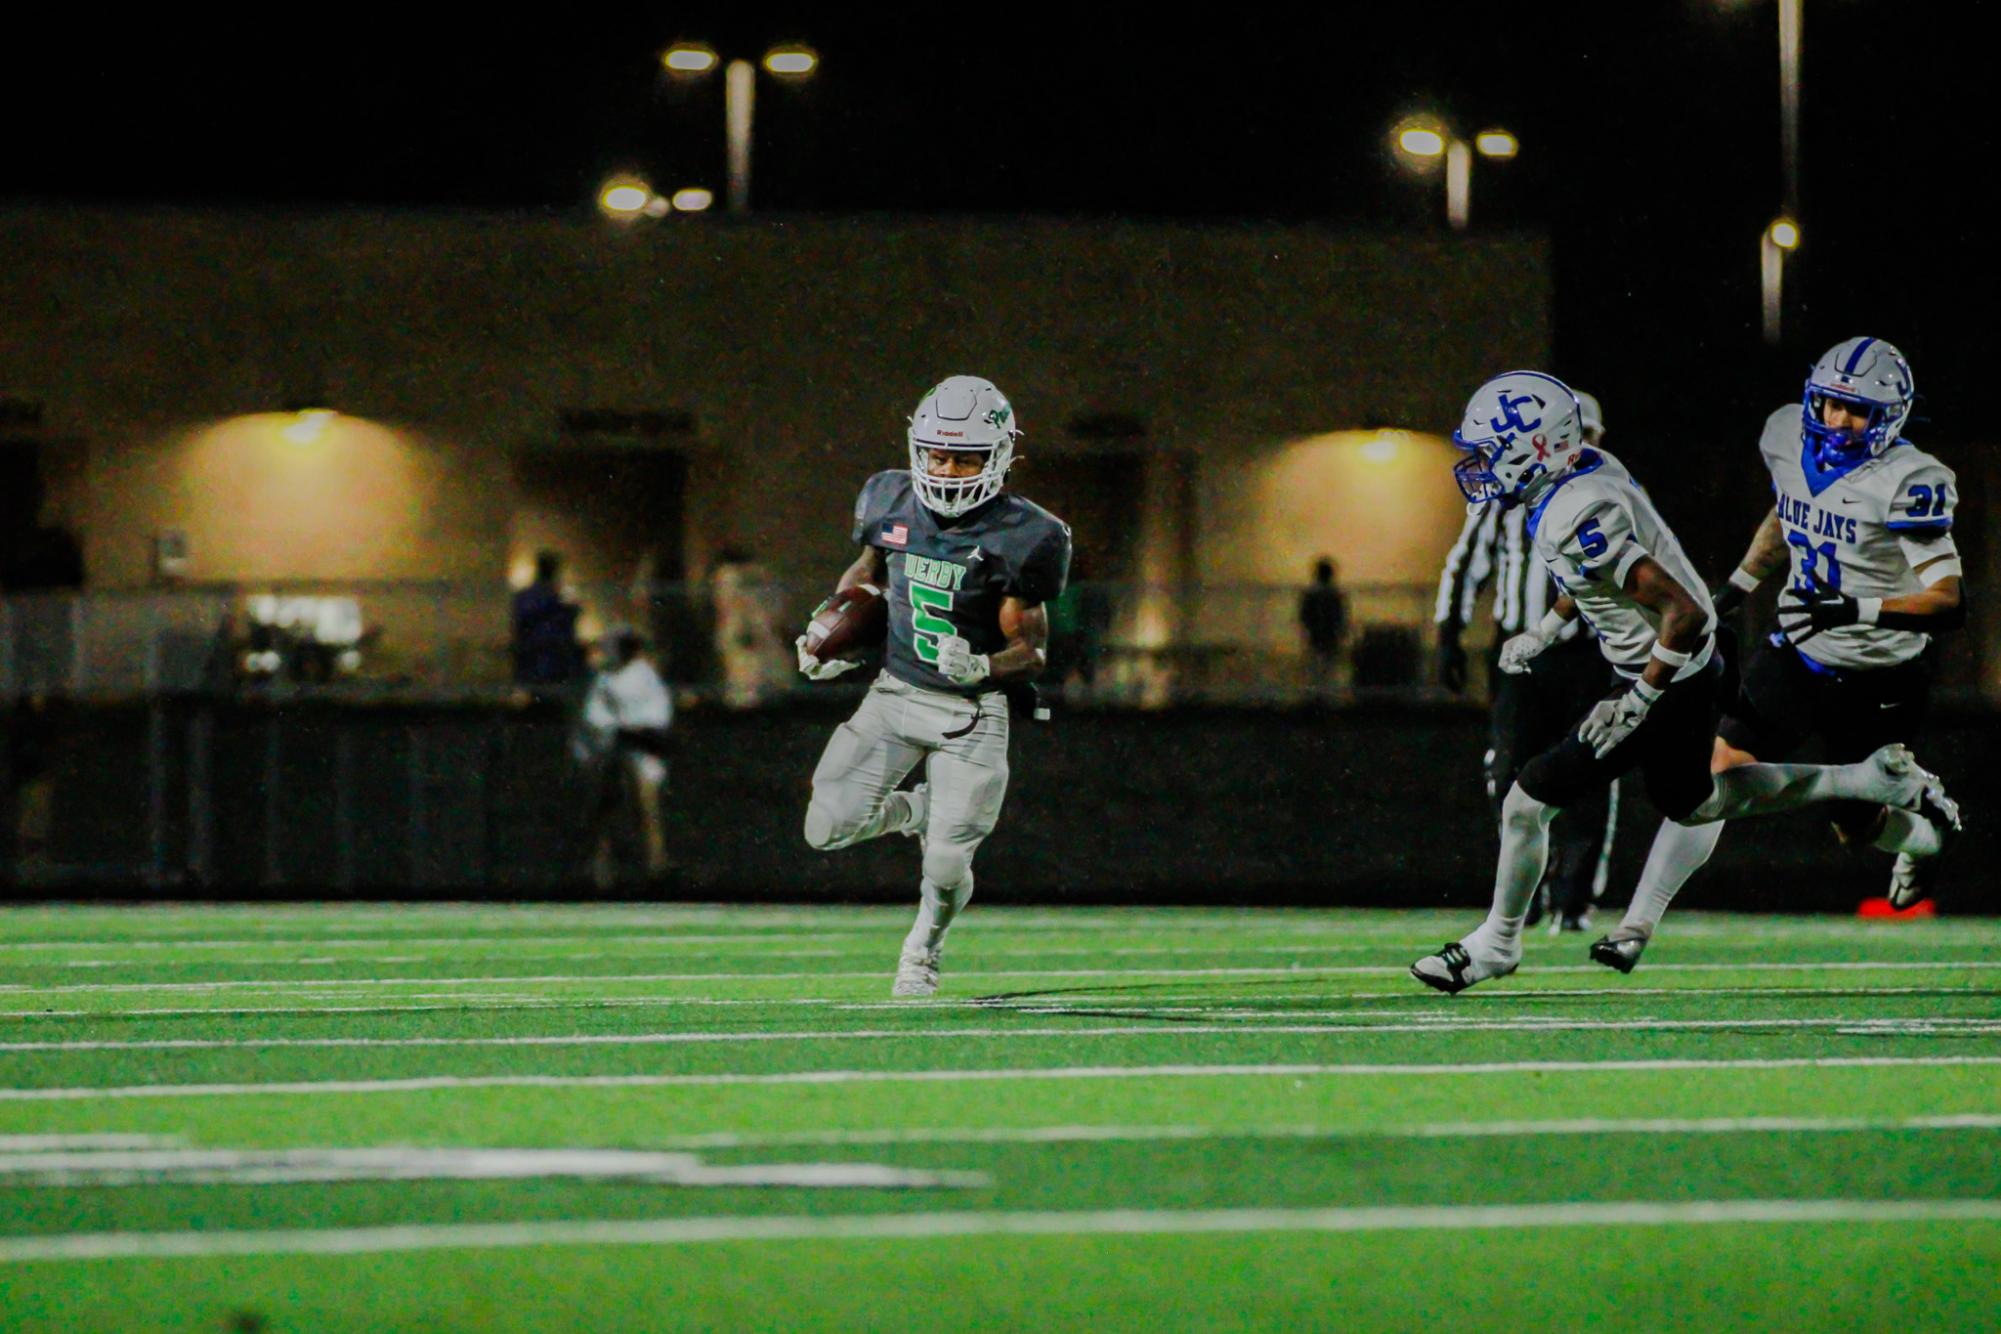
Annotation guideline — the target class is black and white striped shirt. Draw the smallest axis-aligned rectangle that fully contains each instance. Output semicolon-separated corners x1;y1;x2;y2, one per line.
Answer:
1433;504;1579;640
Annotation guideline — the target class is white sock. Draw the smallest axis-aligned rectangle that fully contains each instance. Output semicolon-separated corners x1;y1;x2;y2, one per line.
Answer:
1875;807;1943;858
1696;758;1896;822
1471;786;1554;959
1622;819;1725;936
902;875;973;955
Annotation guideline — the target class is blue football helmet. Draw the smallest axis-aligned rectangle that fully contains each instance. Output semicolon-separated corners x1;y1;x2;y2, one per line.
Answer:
1451;371;1585;508
1802;337;1913;468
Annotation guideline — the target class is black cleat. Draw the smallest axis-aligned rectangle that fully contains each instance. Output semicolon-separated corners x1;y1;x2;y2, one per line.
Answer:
1410;942;1517;995
1589;930;1648;974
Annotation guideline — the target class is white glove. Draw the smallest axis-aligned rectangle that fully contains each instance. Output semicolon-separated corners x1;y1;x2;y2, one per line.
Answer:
796;635;861;682
1578;681;1662;759
935;634;990;687
1497;630;1551;676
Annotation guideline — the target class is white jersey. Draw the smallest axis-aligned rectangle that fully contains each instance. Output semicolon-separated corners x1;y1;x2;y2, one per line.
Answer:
1527;449;1716;679
574;658;674;784
1758;405;1961;670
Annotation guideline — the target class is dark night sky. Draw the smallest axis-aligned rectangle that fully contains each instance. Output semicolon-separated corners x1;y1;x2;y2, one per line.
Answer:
3;2;1986;562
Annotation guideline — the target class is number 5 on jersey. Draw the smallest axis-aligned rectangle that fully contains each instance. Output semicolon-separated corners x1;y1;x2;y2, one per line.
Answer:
909;584;955;664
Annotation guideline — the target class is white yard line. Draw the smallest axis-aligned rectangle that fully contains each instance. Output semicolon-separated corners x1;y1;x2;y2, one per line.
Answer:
658;1113;2001;1150
3;1015;1997;1054
1;982;1988;1023
5;959;2000;997
0;1135;169;1150
0;1145;986;1190
4;1197;1999;1263
1;983;1989;1023
4;1055;1998;1102
36;943;1425;970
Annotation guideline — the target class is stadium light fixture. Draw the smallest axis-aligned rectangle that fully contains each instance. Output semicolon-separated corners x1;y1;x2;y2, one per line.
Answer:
1395;125;1447;159
1358;433;1402;463
598;176;654;219
663;43;719;73
763;46;818;77
654;40;819;214
670;186;715;213
1392;114;1516;231
282;409;337;446
1768;217;1800;250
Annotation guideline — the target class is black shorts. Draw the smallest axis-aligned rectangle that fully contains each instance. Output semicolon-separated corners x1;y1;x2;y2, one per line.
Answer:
1516;655;1725;822
1718;634;1934;763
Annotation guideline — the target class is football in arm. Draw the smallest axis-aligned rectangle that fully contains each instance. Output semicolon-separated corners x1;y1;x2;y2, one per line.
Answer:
803;583;888;662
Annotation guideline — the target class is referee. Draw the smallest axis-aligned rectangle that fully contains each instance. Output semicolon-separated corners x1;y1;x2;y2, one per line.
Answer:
1435;391;1619;930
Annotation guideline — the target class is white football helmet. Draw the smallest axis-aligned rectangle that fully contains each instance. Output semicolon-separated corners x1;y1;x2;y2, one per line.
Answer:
908;375;1019;517
1451;371;1586;508
1575;390;1605;445
1803;336;1914;467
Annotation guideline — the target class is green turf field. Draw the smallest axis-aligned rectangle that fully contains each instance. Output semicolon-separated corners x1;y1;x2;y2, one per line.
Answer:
0;903;1995;1332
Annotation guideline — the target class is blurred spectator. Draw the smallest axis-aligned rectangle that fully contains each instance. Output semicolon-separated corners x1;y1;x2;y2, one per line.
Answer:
572;626;674;889
512;551;583;686
710;546;788;709
1298;557;1349;692
1047;554;1113;691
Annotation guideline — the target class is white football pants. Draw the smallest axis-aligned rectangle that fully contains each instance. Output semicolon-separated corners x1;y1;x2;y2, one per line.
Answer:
803;673;1011;897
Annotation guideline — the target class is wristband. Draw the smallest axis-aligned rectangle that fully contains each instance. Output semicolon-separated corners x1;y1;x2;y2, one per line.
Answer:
1727;567;1762;594
1630;679;1664;705
1649;642;1691;670
1536;609;1568;642
1856;598;1883;625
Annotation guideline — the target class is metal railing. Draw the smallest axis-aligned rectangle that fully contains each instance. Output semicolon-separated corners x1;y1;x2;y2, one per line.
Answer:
0;579;1492;707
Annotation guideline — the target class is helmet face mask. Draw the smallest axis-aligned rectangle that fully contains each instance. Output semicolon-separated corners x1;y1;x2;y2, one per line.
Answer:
1452;371;1584;509
1802;337;1913;468
908;375;1019;517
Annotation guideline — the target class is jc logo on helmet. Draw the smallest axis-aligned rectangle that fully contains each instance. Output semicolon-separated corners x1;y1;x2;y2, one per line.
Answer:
1490;393;1542;435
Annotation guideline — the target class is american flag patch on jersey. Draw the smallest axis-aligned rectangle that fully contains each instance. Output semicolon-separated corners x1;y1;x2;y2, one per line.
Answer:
880;523;909;546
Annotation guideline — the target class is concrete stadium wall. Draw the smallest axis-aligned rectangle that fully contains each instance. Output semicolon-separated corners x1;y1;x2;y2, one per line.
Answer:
6;698;1993;916
1;208;1548;598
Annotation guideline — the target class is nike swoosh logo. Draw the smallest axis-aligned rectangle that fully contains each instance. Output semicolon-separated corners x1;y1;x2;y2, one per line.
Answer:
1878;702;1900;710
1840;498;1859;505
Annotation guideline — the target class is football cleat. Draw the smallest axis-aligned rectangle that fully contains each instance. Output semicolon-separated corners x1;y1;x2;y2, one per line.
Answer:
1863;744;1944;814
1589;925;1651;974
892;948;941;998
1888;782;1962;910
1410;941;1518;995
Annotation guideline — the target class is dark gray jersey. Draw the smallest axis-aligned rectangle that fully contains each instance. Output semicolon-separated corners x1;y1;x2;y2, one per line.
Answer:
852;470;1072;696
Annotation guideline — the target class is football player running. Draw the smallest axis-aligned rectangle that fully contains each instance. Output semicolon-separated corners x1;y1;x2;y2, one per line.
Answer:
1411;371;1956;995
1594;338;1964;972
798;376;1072;997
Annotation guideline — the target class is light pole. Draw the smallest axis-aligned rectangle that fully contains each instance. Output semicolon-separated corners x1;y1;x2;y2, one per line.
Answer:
662;42;819;215
1393;118;1517;230
1761;217;1800;345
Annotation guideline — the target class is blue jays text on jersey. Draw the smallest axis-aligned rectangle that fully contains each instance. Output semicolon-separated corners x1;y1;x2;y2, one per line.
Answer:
1755;404;1961;670
1773;492;1858;547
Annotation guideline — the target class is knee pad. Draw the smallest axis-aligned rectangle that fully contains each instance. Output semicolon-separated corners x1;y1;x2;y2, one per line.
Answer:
922;842;976;893
803;795;852;851
1500;782;1555;832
